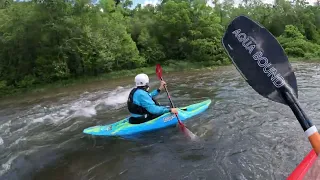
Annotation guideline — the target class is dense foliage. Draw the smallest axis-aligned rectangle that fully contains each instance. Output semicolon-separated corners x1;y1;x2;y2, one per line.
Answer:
0;0;319;94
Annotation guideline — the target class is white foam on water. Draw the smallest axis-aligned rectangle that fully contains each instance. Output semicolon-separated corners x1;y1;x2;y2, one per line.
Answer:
0;155;16;177
103;86;132;106
0;149;36;177
73;106;97;118
7;86;133;136
32;114;54;124
0;85;136;176
2;86;134;143
59;121;83;133
0;120;11;136
7;137;27;149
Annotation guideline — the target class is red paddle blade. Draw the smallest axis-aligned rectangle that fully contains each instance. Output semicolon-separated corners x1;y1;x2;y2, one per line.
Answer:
156;64;162;80
177;120;198;141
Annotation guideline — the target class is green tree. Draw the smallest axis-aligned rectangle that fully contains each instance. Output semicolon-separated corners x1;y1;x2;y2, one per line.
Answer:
0;0;319;96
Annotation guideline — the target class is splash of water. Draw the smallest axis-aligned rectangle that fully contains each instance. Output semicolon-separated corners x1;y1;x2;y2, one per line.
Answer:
73;106;97;118
103;87;131;106
0;85;135;177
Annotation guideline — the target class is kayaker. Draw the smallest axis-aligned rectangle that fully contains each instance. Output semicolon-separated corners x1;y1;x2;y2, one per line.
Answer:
127;73;179;124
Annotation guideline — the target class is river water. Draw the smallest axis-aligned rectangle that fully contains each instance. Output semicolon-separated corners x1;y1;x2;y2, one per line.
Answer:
0;62;320;180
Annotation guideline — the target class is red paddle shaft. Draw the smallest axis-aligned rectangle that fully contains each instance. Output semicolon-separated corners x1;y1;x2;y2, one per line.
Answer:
158;76;184;126
156;64;183;125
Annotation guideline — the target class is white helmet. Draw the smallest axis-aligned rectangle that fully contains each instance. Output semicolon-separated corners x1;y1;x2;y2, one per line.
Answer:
135;73;149;86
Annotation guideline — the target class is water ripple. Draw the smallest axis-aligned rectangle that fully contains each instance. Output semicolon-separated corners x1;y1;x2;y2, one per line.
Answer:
0;63;320;180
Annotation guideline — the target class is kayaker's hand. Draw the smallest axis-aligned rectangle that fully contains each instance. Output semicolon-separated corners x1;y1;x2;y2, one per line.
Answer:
159;80;166;91
170;108;179;114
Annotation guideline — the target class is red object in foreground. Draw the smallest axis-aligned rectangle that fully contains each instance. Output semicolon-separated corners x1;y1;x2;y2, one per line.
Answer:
287;149;317;180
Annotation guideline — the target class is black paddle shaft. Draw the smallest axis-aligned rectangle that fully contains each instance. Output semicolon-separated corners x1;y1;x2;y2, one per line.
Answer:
279;85;314;131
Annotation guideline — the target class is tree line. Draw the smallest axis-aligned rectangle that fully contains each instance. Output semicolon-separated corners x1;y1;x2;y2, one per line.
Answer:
0;0;319;93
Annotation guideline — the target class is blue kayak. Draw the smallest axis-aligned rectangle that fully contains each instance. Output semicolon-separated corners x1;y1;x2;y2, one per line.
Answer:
83;99;211;137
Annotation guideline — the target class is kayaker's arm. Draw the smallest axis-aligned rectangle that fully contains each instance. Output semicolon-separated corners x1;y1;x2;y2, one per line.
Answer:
149;80;166;97
149;89;161;97
139;92;170;115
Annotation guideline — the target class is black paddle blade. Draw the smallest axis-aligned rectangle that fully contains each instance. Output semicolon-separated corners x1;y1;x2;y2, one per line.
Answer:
222;15;298;105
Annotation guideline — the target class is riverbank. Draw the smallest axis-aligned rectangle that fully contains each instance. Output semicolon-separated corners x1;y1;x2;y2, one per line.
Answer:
0;61;226;100
289;57;320;63
1;58;319;100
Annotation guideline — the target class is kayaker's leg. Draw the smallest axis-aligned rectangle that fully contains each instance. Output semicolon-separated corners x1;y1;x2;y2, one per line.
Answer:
147;114;162;120
129;114;162;124
129;116;148;124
